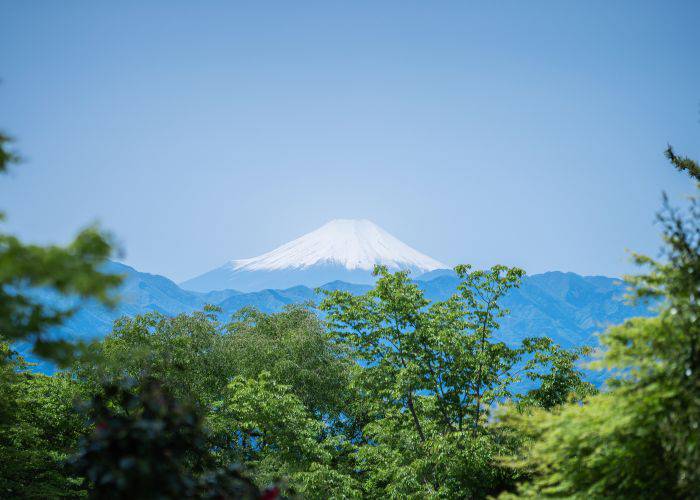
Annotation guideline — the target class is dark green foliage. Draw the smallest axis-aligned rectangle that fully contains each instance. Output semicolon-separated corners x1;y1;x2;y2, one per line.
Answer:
0;132;20;173
0;342;86;498
666;144;700;180
72;306;357;497
518;338;595;410
226;305;352;417
76;309;237;408
72;377;270;499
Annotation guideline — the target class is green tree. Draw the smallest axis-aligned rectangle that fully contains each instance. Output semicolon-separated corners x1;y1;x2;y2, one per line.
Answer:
517;339;595;411
0;342;86;497
321;265;591;498
210;373;360;498
72;376;270;499
79;305;352;414
498;147;700;498
227;305;352;417
76;305;356;497
76;308;237;409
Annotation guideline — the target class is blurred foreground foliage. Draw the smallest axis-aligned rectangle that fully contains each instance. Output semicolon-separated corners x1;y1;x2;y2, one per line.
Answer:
497;147;700;498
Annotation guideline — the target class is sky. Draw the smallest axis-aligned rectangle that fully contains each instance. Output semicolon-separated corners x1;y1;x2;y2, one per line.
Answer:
1;1;699;282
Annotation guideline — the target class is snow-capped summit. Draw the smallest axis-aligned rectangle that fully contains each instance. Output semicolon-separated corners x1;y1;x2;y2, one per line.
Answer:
231;219;445;272
181;219;448;292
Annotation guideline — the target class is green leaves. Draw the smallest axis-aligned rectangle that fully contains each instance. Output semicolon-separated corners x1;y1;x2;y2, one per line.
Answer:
214;373;328;466
321;264;588;497
227;305;352;417
0;132;20;174
79;310;236;408
666;145;700;181
73;376;267;499
209;372;360;497
498;146;700;498
0;345;86;498
0;226;121;365
73;306;358;497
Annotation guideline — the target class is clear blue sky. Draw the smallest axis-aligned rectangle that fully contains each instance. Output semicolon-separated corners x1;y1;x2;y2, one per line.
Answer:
1;1;698;282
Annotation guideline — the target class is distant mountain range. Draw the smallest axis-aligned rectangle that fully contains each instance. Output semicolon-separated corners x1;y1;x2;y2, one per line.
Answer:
46;261;652;354
30;219;655;381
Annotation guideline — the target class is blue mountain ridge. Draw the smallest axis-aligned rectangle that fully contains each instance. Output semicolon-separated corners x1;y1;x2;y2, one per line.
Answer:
24;261;655;385
42;262;653;354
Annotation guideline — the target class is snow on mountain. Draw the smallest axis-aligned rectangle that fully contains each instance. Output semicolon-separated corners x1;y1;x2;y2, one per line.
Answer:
180;219;448;292
232;219;445;272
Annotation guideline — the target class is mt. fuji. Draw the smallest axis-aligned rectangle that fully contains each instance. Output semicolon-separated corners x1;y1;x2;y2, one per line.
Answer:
180;219;448;292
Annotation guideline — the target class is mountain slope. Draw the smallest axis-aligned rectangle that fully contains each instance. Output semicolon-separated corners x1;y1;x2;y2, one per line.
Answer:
42;261;240;341
46;262;653;355
181;219;447;292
